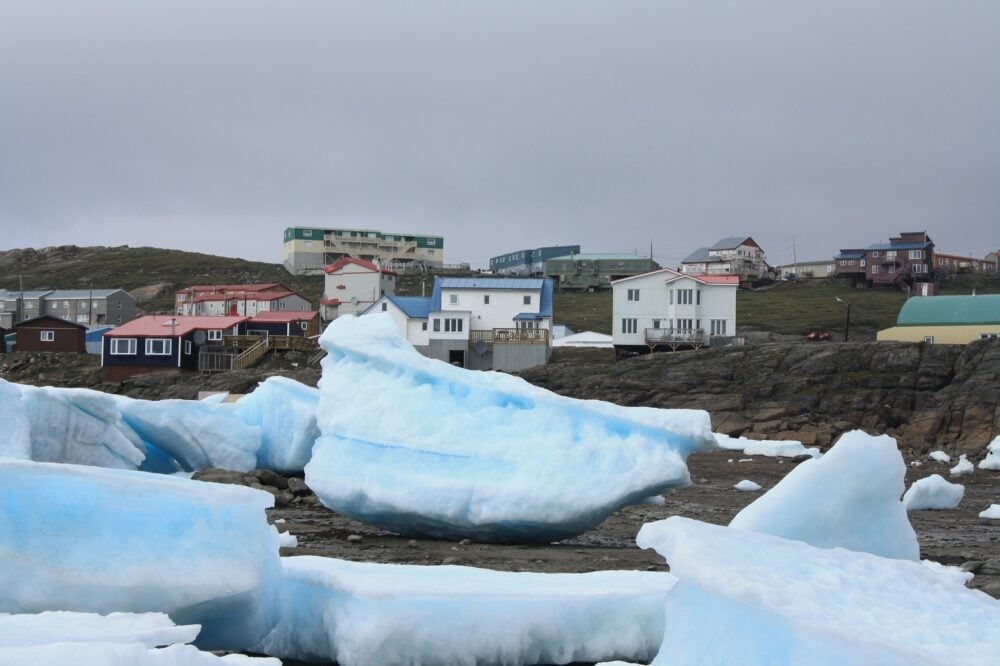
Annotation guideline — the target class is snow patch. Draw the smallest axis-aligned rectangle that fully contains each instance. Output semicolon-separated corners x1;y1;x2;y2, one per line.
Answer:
734;480;761;492
903;474;964;511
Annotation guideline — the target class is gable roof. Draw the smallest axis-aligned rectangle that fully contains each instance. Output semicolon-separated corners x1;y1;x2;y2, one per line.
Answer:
324;256;396;276
360;295;433;318
427;277;554;315
0;290;53;299
612;267;739;286
249;310;320;323
13;315;88;330
867;241;932;251
682;247;714;263
896;295;1000;326
180;283;285;294
836;250;867;260
45;289;126;299
105;315;249;337
708;236;758;251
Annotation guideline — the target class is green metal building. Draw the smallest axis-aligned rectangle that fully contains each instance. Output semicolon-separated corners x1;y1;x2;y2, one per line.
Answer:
544;254;659;291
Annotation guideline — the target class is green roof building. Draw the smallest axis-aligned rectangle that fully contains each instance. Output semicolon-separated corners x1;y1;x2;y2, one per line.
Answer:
877;295;1000;345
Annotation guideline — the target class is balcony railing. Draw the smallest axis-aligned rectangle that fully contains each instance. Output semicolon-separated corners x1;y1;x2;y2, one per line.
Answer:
644;328;706;345
469;328;549;345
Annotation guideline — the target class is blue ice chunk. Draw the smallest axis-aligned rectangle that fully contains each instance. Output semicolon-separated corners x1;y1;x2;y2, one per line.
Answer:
255;557;674;666
0;459;282;651
305;315;715;542
233;377;319;473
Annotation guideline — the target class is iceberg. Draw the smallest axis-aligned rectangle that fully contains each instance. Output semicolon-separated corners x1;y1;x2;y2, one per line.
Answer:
0;460;281;650
980;504;1000;520
713;433;820;459
1;380;146;469
0;611;199;648
951;454;974;476
903;474;964;511
256;556;673;666
637;517;1000;666
306;314;714;542
734;480;762;492
233;377;320;473
118;397;262;473
929;450;951;463
979;436;1000;471
729;430;919;560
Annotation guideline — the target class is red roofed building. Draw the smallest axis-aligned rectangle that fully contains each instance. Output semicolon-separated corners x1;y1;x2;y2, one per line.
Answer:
322;257;396;321
101;315;250;381
247;310;321;337
611;268;739;355
174;283;311;316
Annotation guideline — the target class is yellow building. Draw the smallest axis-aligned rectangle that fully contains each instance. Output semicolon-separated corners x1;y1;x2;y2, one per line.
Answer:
877;294;1000;344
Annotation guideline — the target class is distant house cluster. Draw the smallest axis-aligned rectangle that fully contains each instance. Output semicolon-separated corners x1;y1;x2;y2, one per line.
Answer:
174;283;312;317
0;289;136;330
489;246;580;277
681;237;768;285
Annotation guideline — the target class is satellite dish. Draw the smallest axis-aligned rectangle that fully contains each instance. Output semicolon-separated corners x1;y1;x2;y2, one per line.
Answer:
474;340;488;355
193;331;207;345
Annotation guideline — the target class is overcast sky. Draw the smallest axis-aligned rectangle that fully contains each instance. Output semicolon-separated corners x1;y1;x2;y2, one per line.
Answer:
1;1;997;269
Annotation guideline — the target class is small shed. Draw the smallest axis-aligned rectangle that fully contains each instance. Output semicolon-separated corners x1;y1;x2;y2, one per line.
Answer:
13;316;87;353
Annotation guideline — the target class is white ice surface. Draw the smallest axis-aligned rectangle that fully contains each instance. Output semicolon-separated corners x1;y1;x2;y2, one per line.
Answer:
0;643;279;665
277;532;298;549
0;460;281;650
980;504;1000;519
0;379;31;459
233;377;319;473
951;454;975;477
256;556;674;666
118;397;262;472
713;433;820;458
729;430;919;560
979;436;1000;471
637;517;1000;666
307;314;715;542
929;450;951;463
903;474;965;511
735;480;761;492
0;611;199;648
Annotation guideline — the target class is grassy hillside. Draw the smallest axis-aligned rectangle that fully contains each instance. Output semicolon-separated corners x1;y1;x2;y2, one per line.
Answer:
0;245;324;312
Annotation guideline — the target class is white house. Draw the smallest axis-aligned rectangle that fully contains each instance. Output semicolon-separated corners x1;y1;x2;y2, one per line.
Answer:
321;257;396;320
611;268;738;353
681;237;768;282
360;276;554;371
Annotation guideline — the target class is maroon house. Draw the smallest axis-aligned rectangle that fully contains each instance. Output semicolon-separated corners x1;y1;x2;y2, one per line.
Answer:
13;315;87;353
835;231;935;288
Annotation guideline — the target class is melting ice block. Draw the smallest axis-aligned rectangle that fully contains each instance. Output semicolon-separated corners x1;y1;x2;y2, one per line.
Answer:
0;460;281;650
903;474;965;511
0;611;199;648
0;380;146;469
0;642;280;665
118;398;262;472
714;433;821;459
256;557;673;666
637;517;1000;666
306;314;714;542
979;436;1000;471
729;430;919;560
233;377;320;473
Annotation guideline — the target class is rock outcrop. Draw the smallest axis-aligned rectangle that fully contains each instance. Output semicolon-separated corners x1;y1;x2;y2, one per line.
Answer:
520;339;1000;458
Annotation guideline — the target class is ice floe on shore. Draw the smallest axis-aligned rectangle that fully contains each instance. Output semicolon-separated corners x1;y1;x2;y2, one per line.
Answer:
306;314;715;542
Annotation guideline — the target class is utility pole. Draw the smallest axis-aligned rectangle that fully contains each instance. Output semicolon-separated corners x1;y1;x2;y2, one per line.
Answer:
87;279;93;326
792;236;798;277
18;274;24;324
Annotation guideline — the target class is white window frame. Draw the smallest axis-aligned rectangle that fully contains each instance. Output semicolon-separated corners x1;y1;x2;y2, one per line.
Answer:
145;338;172;356
184;340;192;355
207;330;223;341
627;289;640;302
523;295;532;305
40;330;55;342
483;295;490;305
909;249;923;260
621;318;637;335
450;294;458;305
924;336;935;344
110;338;137;355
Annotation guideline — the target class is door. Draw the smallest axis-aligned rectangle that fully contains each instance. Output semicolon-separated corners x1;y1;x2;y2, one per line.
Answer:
448;349;465;368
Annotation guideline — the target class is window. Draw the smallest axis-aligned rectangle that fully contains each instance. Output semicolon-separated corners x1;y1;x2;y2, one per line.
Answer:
422;322;428;331
145;338;172;356
980;333;998;340
40;330;55;342
450;294;458;305
696;290;701;305
912;264;927;274
886;250;896;259
303;229;313;237
184;340;192;355
924;336;935;344
621;318;637;335
871;250;879;258
433;319;441;332
676;318;693;331
444;318;463;332
427;238;437;246
523;295;532;305
110;338;137;355
483;295;490;305
300;321;309;331
860;259;866;267
381;302;388;312
652;319;661;329
627;289;640;302
669;290;673;305
207;330;222;341
871;265;879;274
677;289;694;305
76;315;89;323
711;319;727;335
909;250;923;260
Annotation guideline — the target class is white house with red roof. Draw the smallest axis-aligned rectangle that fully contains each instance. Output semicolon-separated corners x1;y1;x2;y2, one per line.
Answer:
611;268;738;353
321;257;396;320
174;283;311;317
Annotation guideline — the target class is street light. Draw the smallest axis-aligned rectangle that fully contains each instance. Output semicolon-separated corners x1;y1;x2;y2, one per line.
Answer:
835;297;851;342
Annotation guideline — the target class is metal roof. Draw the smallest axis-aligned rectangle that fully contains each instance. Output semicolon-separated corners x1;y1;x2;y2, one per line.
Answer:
105;315;249;337
835;251;866;260
866;242;932;251
896;295;1000;326
0;290;53;299
46;289;124;299
708;236;753;251
439;277;544;290
546;253;649;262
682;247;715;263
